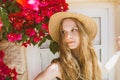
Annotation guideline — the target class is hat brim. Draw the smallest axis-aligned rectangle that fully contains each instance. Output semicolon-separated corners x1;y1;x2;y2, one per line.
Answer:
49;12;97;42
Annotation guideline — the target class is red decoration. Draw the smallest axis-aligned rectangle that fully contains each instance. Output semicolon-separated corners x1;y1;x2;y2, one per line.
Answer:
0;50;18;80
16;0;27;6
7;33;22;42
0;0;68;53
16;0;40;11
0;19;3;31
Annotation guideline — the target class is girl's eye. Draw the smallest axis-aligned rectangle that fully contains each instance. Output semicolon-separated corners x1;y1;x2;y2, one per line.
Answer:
71;28;78;32
61;30;65;34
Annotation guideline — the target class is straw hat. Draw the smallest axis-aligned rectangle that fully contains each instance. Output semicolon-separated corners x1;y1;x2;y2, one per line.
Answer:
49;12;97;42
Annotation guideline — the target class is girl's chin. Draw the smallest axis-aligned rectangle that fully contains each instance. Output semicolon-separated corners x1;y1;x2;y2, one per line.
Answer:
69;46;78;50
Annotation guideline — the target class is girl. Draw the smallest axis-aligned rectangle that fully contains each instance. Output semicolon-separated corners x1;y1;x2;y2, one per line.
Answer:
34;12;101;80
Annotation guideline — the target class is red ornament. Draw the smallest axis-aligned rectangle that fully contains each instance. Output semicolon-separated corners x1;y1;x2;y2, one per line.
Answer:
16;0;40;11
25;28;37;37
0;50;18;80
41;23;48;33
0;19;3;31
33;36;41;43
16;0;27;6
39;29;45;37
22;40;31;47
0;50;4;62
7;33;22;42
35;15;44;24
1;0;69;49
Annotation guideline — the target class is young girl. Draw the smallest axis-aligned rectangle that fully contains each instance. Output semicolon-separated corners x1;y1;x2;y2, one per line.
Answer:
34;12;120;80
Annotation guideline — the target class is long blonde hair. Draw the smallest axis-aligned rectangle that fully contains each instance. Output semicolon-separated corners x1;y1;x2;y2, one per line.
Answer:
58;18;102;80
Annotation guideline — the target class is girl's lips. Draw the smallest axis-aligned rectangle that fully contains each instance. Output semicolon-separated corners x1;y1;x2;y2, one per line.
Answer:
67;41;74;44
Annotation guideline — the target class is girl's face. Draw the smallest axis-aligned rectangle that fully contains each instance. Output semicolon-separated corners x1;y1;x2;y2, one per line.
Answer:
61;19;80;49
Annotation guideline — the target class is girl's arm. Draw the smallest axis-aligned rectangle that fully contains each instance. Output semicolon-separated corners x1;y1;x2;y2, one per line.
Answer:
99;36;120;74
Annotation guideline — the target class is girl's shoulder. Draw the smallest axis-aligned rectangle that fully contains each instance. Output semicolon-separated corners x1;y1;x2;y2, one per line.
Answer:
48;58;61;74
51;58;60;63
50;58;61;79
34;58;61;80
46;58;60;72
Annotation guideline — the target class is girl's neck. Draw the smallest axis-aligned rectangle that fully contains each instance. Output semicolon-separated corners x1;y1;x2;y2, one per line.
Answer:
71;48;80;56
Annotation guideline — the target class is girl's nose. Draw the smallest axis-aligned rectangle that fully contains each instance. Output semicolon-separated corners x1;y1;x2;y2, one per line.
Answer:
66;33;72;40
